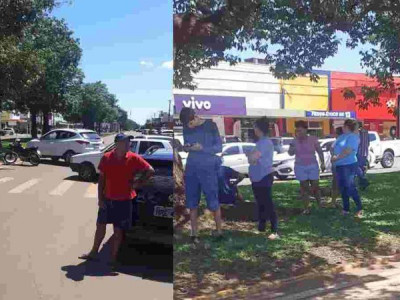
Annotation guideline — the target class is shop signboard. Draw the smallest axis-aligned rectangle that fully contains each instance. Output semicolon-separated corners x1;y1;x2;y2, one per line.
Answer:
305;110;356;119
174;94;247;116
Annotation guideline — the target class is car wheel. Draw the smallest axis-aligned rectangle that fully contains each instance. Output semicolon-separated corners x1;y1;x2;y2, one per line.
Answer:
79;163;96;182
63;151;75;164
276;174;288;180
381;151;394;168
29;153;41;166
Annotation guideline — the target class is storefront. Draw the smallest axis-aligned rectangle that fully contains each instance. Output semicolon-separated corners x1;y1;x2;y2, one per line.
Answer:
331;71;399;137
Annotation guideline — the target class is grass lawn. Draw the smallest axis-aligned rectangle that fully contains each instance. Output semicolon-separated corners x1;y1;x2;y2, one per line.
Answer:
174;173;400;299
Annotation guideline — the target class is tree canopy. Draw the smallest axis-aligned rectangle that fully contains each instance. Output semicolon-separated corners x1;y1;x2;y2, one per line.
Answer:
174;0;400;100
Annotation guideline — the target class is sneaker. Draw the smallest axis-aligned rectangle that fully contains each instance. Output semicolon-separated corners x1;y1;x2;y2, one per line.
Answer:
268;233;280;240
355;210;363;218
342;210;350;216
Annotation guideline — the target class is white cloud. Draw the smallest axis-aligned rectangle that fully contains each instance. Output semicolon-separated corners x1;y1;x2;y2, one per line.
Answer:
161;60;173;69
140;60;154;68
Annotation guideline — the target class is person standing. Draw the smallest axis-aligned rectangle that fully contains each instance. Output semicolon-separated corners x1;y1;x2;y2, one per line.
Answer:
357;121;370;190
247;117;279;240
329;127;343;207
288;121;326;214
80;133;154;269
180;107;223;244
332;119;363;218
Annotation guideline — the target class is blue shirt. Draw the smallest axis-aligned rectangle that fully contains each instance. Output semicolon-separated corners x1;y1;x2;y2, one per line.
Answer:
333;133;360;166
249;137;274;182
183;120;223;168
218;166;239;205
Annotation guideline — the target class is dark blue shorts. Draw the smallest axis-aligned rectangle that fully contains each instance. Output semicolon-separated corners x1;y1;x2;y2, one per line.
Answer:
97;199;133;230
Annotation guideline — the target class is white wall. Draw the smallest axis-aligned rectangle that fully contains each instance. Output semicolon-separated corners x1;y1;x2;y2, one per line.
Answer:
173;62;281;111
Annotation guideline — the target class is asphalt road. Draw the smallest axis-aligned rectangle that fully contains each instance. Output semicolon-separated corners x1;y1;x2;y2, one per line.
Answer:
0;132;172;300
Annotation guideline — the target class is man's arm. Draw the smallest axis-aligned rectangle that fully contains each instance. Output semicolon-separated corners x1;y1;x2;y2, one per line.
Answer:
98;172;106;208
201;122;223;154
132;167;155;189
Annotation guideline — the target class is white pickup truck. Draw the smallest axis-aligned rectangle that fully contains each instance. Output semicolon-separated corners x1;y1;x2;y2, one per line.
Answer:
369;131;400;168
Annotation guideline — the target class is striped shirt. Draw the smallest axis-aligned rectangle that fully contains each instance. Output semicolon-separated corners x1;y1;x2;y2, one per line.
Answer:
358;128;370;158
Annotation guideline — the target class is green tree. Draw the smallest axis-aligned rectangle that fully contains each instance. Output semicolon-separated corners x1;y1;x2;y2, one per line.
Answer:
19;16;82;136
174;0;400;110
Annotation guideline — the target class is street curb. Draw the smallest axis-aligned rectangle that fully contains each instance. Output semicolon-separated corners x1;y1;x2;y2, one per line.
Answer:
188;253;400;300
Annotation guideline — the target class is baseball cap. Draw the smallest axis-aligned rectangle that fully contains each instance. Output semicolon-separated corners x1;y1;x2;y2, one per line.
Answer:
114;133;132;143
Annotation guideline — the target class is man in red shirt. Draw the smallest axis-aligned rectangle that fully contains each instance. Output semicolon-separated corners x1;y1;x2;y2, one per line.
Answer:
79;133;154;269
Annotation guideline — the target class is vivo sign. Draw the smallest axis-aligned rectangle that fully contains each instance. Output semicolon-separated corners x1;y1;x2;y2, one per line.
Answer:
174;94;247;116
182;97;212;110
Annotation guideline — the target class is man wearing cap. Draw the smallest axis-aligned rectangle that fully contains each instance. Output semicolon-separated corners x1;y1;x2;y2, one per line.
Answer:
180;107;223;244
80;133;154;268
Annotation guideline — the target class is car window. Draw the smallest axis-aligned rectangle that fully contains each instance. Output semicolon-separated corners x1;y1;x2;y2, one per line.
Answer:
138;141;164;154
57;131;76;139
130;141;138;152
223;146;240;156
81;132;101;140
321;142;333;152
368;133;376;142
42;132;57;140
283;139;293;145
242;145;255;155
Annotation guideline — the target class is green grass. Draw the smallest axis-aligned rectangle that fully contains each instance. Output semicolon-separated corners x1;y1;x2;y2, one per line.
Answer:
174;173;400;298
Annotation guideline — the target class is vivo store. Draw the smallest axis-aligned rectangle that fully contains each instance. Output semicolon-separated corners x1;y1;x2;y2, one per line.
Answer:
173;94;356;141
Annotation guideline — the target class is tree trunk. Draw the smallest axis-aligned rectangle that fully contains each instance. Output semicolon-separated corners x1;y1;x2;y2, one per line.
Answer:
31;110;38;138
42;110;50;134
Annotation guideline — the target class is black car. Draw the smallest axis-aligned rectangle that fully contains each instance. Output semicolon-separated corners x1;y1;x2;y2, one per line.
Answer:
126;148;173;246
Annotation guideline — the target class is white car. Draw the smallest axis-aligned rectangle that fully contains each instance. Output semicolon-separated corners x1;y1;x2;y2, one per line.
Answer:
180;142;258;175
273;138;377;180
70;138;173;181
27;129;104;164
3;128;15;136
270;137;294;153
134;135;173;141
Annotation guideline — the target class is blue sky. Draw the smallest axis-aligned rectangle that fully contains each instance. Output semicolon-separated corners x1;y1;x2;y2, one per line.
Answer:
53;0;172;125
53;2;371;124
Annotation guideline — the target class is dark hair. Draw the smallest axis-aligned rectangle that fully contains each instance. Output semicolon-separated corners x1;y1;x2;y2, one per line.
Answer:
295;120;308;130
254;117;270;136
358;121;363;128
344;119;358;132
335;127;343;136
179;107;195;127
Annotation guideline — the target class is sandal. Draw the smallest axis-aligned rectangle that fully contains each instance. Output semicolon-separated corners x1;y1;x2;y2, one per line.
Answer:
78;251;98;261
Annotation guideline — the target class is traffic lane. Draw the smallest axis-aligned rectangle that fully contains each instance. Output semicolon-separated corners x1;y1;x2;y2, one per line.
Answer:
0;163;172;300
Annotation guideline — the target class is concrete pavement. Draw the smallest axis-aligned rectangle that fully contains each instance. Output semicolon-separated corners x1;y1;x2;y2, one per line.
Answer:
0;131;172;300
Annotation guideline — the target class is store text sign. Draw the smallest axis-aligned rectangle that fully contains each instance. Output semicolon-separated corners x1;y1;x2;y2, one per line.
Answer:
174;95;247;116
306;111;356;119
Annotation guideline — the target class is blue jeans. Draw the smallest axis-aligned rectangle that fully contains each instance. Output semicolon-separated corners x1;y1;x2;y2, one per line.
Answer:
356;154;369;186
336;163;362;212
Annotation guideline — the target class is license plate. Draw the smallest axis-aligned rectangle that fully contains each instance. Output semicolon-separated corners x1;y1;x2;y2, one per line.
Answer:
153;206;174;218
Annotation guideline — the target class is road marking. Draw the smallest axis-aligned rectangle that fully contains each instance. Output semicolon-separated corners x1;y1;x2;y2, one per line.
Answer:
0;177;14;184
8;178;40;194
84;183;98;198
49;181;75;196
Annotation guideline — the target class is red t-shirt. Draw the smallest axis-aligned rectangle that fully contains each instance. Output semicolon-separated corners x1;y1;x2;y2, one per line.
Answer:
98;150;151;201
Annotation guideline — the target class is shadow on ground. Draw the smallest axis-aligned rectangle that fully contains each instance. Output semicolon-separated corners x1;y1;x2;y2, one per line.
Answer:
61;236;172;283
40;159;69;167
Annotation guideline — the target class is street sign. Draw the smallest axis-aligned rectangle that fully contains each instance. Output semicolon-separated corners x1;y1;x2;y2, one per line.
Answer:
305;110;356;119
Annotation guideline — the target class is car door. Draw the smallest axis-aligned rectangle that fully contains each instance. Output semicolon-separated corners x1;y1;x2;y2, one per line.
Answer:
221;145;245;173
56;131;78;156
39;131;58;156
368;133;380;157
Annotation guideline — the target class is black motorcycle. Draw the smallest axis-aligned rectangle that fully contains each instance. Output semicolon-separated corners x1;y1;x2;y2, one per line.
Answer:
9;140;41;166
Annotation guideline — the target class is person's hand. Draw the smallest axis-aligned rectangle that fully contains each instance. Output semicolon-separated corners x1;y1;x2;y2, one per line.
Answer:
190;143;203;151
331;155;338;163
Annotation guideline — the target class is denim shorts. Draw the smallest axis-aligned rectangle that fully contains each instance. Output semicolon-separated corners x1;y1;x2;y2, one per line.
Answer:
294;164;320;181
97;199;133;230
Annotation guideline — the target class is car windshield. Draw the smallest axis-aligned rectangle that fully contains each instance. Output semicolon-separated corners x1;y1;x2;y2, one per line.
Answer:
81;132;101;140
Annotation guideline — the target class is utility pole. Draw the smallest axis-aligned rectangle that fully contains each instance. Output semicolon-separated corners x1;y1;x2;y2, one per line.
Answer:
168;99;172;122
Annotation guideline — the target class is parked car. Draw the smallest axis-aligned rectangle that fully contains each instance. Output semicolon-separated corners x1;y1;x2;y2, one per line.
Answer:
27;129;104;164
273;138;377;180
222;135;242;144
70;138;173;181
180;142;260;175
134;135;173;141
127;148;173;246
270;137;294;153
368;131;400;168
2;128;15;136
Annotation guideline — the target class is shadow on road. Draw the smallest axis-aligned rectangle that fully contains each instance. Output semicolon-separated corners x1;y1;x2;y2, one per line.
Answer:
40;159;69;167
64;175;98;183
61;236;172;283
